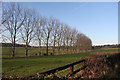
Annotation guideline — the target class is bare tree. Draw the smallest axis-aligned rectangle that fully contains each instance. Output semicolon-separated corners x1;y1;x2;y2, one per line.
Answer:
51;19;60;55
2;3;26;57
69;28;78;54
64;25;71;54
2;3;92;57
57;23;63;55
42;17;53;56
61;24;66;54
35;16;43;56
20;9;36;56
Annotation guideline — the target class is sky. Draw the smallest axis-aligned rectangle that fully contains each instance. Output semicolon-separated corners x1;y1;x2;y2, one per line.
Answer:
2;2;118;46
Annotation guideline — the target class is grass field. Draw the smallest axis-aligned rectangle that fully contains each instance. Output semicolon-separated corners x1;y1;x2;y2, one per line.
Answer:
2;47;71;58
2;47;50;57
2;47;119;78
2;52;90;77
2;47;119;58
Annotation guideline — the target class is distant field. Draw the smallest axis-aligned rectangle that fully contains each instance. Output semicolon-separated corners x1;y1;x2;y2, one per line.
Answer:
2;47;119;78
2;47;119;58
2;47;63;58
92;48;119;52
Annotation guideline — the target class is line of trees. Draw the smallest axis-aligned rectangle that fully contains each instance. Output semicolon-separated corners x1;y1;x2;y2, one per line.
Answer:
2;3;92;57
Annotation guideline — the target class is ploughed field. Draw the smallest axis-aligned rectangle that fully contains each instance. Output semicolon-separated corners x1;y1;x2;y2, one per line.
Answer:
2;48;119;78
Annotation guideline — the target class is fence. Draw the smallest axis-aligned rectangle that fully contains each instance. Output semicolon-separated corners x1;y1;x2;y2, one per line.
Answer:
25;59;87;80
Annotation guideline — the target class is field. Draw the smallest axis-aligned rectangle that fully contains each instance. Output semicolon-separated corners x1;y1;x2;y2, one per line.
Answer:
2;47;119;78
2;53;90;77
2;47;119;58
2;47;75;58
2;47;51;58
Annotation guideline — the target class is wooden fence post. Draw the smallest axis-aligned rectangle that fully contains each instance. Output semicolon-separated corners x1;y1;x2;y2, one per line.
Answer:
70;65;73;80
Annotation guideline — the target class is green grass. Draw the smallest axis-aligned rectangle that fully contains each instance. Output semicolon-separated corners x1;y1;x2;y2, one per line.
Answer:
2;47;119;58
2;47;46;57
2;52;90;77
91;48;119;52
2;47;119;78
2;47;67;58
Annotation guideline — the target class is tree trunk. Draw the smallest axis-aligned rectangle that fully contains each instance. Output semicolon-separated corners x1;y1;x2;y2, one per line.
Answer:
72;48;74;54
57;42;60;55
53;47;55;55
58;47;60;55
53;40;55;55
25;47;28;56
73;46;75;54
25;43;28;56
75;46;77;54
12;35;16;57
39;40;41;56
67;40;69;54
12;46;15;57
58;42;60;55
67;47;68;54
71;46;72;54
46;38;48;56
63;47;64;54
